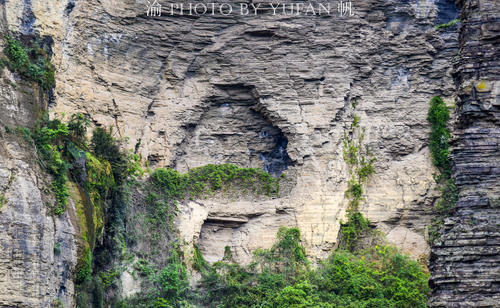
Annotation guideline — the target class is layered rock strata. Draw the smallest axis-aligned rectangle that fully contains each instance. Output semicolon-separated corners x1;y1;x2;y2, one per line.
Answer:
429;0;500;306
2;0;460;266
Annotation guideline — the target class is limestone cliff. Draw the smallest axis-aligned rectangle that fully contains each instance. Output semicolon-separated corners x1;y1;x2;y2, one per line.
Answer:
45;0;459;264
0;0;497;306
0;72;78;306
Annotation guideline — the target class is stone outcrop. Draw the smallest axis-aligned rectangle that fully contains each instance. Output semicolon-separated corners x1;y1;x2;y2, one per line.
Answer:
429;0;500;306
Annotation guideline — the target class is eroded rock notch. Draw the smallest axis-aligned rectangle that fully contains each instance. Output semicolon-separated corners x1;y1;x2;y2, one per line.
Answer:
174;84;292;177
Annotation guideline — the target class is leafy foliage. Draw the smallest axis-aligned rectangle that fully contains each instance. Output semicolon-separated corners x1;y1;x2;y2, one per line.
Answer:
2;36;55;90
312;246;430;308
0;194;7;209
123;249;190;308
435;19;460;30
199;227;308;307
151;163;280;199
428;96;451;176
427;96;458;243
342;120;375;212
338;212;370;252
77;128;145;308
68;113;90;144
76;247;93;283
29;116;71;215
339;114;375;251
198;228;430;308
91;127;130;186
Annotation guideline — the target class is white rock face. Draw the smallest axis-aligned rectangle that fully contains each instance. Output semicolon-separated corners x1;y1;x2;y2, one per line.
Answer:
1;0;459;279
0;132;78;307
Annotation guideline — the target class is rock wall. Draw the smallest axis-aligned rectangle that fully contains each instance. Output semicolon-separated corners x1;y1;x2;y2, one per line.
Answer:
1;0;460;266
1;0;497;306
56;0;459;265
429;0;500;306
0;132;78;308
0;71;78;307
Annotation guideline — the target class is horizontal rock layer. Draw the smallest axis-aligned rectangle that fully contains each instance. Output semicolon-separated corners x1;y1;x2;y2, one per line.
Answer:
429;0;500;306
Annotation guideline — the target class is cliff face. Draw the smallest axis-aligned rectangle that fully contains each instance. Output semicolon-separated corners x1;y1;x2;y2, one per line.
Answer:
0;0;497;306
44;0;459;265
429;0;500;306
0;74;78;306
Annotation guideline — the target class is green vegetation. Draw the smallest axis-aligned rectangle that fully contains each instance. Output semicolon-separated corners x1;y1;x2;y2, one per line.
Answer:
73;125;143;308
28;116;71;215
68;113;91;145
151;163;280;199
124;249;190;307
54;241;62;255
2;36;55;90
428;96;451;176
339;212;370;252
427;96;458;243
19;113;137;218
69;121;280;306
77;247;93;283
99;270;119;288
339;114;376;251
196;228;430;308
52;299;65;308
25;106;424;307
0;194;6;209
12;113;140;307
435;19;460;30
342;120;375;212
116;164;281;306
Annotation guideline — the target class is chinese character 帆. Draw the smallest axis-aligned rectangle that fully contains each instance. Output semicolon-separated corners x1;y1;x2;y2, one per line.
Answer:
338;0;354;17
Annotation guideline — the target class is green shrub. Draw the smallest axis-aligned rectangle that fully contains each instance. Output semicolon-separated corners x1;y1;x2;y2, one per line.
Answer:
76;247;93;283
427;96;451;175
313;247;430;308
275;280;318;308
28;117;71;215
128;249;190;307
199;228;307;307
193;245;211;274
0;194;7;209
435;19;460;30
199;228;430;308
339;212;370;252
68;113;90;144
91;127;130;185
4;36;29;71
3;36;55;90
54;241;62;255
427;96;458;242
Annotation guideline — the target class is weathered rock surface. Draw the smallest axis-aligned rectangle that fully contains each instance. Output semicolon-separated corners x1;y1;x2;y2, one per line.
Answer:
58;0;460;265
1;0;498;305
2;0;460;266
0;84;78;307
429;0;500;306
